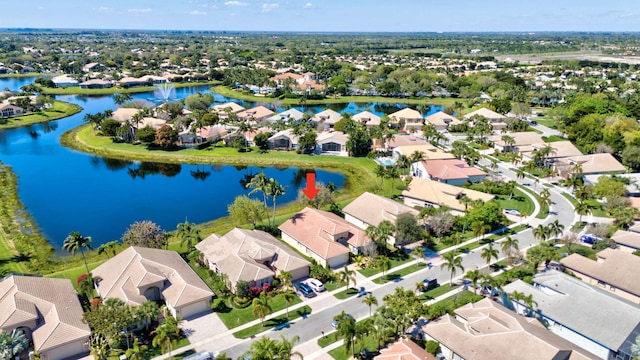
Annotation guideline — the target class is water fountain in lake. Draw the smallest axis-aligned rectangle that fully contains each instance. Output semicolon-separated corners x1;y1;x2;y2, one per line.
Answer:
154;83;176;103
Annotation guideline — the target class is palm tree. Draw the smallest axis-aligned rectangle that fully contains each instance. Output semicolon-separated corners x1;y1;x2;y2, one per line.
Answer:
501;134;515;151
334;311;357;356
410;150;425;164
410;246;427;265
274;335;303;360
440;252;465;286
246;172;269;207
540;188;552;209
509;290;526;314
375;165;387;192
362;293;378;316
175;220;201;251
152;316;181;358
376;255;392;277
523;294;538;317
282;289;297;319
113;92;133;105
266;178;286;227
96;240;119;259
575;201;591;222
501;236;520;264
279;270;293;289
547;219;565;240
125;338;148;360
0;330;28;360
480;243;499;266
252;292;273;327
63;231;93;277
137;300;160;332
338;265;357;290
532;224;549;243
465;270;481;295
414;281;425;295
365;221;395;255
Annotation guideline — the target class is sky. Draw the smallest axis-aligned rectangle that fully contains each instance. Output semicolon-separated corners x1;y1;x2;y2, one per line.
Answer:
4;0;640;32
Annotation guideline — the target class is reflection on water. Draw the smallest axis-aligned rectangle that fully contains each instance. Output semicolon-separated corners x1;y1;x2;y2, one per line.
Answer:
127;162;182;179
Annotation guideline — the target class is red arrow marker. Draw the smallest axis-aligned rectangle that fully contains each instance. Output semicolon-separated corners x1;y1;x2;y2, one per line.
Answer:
302;173;320;200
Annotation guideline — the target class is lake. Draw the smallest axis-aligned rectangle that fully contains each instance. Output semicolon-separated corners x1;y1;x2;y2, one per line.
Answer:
0;77;441;248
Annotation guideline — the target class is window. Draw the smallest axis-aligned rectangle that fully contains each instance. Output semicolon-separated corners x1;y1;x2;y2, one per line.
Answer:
597;281;606;288
610;285;616;292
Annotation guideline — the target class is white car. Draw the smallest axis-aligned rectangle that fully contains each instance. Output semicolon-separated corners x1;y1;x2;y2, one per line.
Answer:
504;209;520;216
304;278;326;292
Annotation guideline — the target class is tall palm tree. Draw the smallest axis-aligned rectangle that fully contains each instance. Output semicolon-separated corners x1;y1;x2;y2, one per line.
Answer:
540;188;552;208
265;178;286;227
242;336;276;360
375;165;387;192
63;231;93;277
480;243;499;266
274;335;303;360
175;220;201;252
465;269;481;295
440;252;465;286
410;246;427;265
125;338;148;360
376;255;392;277
246;172;269;207
282;289;297;319
96;240;119;259
339;265;357;290
362;293;378;316
0;330;28;360
113;92;133;105
252;292;273;327
137;301;160;332
547;220;565;240
532;224;549;243
334;311;357;356
278;270;293;289
523;294;538;317
501;236;520;263
575;201;591;223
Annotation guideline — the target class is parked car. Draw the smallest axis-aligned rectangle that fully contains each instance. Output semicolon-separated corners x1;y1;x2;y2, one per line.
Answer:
304;278;325;292
580;234;602;244
295;282;317;298
184;352;219;360
331;314;354;329
529;120;537;125
481;285;500;297
504;209;521;216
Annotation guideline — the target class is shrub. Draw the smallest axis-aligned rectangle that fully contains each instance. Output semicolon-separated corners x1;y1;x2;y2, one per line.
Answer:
135;125;156;143
236;280;250;298
249;286;262;297
100;119;121;136
77;273;88;286
425;341;440;356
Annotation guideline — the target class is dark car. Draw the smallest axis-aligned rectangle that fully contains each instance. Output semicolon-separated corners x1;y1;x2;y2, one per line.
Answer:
295;282;317;298
580;234;602;244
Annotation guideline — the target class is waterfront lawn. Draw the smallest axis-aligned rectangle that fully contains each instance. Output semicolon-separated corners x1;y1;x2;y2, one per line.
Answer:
233;305;312;339
40;81;220;95
0;232;27;274
212;86;458;107
0;101;81;130
216;292;303;329
46;261;103;286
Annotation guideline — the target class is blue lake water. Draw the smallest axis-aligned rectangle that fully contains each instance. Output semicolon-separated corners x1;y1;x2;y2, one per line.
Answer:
0;77;441;248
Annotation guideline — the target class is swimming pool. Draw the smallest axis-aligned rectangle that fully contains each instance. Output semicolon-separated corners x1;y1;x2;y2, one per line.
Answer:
376;157;395;166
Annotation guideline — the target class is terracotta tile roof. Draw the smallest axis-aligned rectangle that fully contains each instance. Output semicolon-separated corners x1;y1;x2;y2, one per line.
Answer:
237;106;274;121
402;177;494;212
422;298;598;360
279;208;371;259
0;275;91;353
422;159;487;181
343;192;418;227
560;248;640;296
376;337;436;360
195;228;309;285
93;246;213;309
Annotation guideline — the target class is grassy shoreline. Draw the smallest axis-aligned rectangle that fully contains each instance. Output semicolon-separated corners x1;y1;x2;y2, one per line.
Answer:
211;86;458;107
0;100;82;130
39;80;221;95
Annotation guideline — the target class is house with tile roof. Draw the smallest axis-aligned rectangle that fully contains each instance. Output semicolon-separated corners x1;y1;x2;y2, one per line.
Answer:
312;109;342;127
343;192;419;245
554;153;626;177
389;108;424;132
422;298;598;360
0;274;91;360
503;271;640;360
375;337;437;360
212;102;245;119
424;111;462;131
196;228;310;291
267;129;299;150
611;229;640;253
92;246;214;319
316;130;349;155
51;75;78;88
279;208;372;268
236;106;275;123
386;134;429;149
265;108;305;123
393;144;456;162
402;177;494;215
560;248;640;304
0;103;24;118
488;131;544;153
464;108;508;131
411;158;487;186
352;111;381;127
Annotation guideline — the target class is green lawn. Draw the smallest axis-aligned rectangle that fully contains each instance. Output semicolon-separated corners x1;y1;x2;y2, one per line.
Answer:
519;186;550;219
212;86;458;107
334;287;359;300
555;245;598;260
46;261;103;284
542;135;566;142
233;305;312;339
373;263;425;284
536;118;557;129
216;292;303;329
358;252;411;277
0;101;81;130
328;334;378;360
0;232;26;274
561;193;609;217
418;284;458;301
494;189;535;216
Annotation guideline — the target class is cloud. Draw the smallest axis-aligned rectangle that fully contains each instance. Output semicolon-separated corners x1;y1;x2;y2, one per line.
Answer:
96;6;114;13
128;8;152;13
224;1;248;6
303;2;313;8
189;10;207;15
262;2;279;12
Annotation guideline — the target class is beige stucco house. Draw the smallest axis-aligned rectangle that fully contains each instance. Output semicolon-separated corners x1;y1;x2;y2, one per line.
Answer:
93;246;214;319
0;274;91;360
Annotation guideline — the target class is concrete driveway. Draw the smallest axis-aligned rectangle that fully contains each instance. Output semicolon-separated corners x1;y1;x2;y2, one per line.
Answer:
181;310;228;344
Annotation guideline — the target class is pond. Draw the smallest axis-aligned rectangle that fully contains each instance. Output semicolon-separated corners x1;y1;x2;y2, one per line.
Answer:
0;77;441;248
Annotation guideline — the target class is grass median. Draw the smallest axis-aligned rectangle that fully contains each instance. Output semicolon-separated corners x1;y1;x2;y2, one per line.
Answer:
233;305;312;339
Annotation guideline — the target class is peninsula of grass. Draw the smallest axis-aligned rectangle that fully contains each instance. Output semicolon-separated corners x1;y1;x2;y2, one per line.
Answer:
211;86;457;107
39;80;221;95
0;72;50;78
0;100;81;130
232;305;312;339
